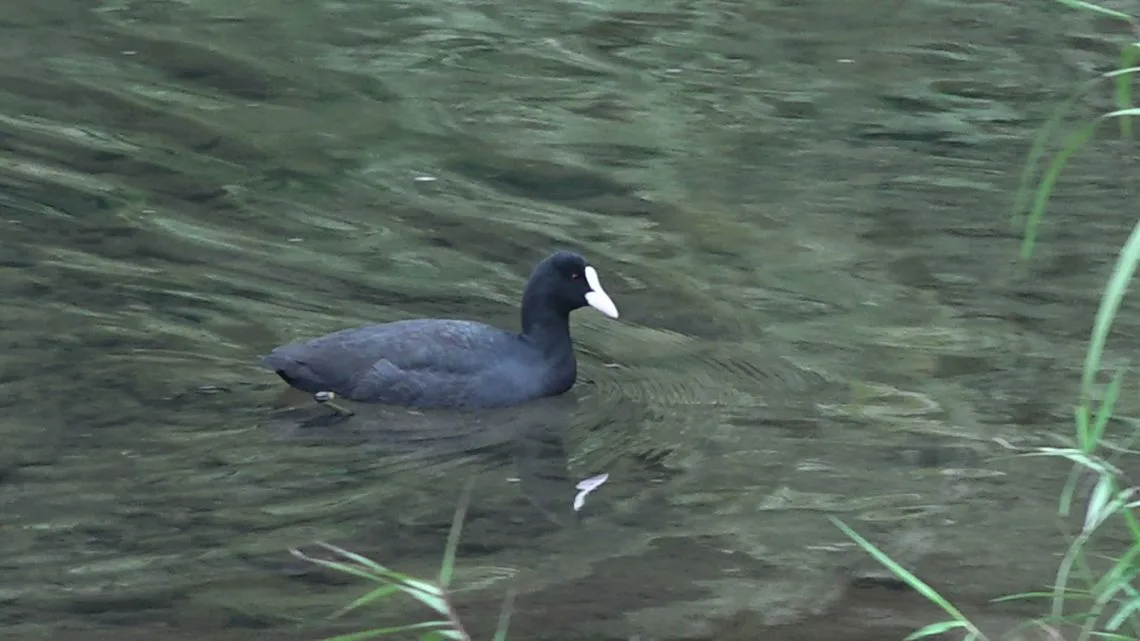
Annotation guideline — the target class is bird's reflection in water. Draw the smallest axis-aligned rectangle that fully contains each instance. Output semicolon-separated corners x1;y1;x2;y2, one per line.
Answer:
266;392;583;527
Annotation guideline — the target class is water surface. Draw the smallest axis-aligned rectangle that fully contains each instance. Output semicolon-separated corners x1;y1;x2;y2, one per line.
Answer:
2;0;1138;639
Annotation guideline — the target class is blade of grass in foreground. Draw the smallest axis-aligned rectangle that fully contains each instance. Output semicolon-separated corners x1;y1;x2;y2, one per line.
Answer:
829;517;985;640
1083;369;1124;453
291;480;488;641
1012;74;1101;238
1115;44;1140;137
1015;70;1140;260
290;545;451;617
439;478;476;589
1051;0;1133;20
491;589;516;641
1018;119;1100;260
324;621;461;641
1080;210;1140;403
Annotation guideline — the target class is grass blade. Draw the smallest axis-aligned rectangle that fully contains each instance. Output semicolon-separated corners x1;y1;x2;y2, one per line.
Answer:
332;585;403;619
397;578;445;599
1081;217;1140;402
905;620;968;640
1012;75;1100;239
491;588;517;641
1105;592;1140;630
292;551;392;585
1115;44;1140;136
440;478;476;588
395;583;450;617
1019;120;1100;260
325;620;452;641
1059;461;1085;517
829;517;979;632
1087;369;1124;450
1015;67;1140;260
419;632;465;641
316;542;398;575
1051;0;1132;20
994;591;1091;604
1054;531;1095;620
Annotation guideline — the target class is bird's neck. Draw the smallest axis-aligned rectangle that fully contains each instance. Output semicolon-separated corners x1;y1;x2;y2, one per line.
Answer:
521;299;573;357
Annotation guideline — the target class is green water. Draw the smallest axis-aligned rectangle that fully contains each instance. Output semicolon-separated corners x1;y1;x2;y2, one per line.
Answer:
2;0;1138;639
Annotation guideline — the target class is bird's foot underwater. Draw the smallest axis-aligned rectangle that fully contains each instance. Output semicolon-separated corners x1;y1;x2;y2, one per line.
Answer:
314;391;356;417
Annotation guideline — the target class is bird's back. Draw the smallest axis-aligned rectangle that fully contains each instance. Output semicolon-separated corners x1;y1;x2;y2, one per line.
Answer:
264;318;570;409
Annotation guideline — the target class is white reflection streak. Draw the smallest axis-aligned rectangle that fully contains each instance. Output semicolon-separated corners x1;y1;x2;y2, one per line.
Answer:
572;473;609;512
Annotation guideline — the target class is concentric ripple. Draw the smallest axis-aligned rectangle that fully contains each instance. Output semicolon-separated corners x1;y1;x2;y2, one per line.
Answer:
562;322;849;472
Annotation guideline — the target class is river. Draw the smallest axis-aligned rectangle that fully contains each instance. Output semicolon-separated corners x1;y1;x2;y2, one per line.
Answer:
2;0;1137;639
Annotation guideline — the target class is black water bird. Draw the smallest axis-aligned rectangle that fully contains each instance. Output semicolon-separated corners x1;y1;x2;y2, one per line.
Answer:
263;251;620;415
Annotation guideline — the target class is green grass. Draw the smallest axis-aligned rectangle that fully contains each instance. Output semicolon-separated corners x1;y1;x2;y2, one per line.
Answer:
291;478;514;641
834;2;1140;640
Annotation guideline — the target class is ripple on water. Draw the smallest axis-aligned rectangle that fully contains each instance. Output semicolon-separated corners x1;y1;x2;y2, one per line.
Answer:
566;321;849;473
587;324;844;407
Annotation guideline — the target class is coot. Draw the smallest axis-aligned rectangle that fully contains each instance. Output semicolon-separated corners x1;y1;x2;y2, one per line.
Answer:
263;251;619;414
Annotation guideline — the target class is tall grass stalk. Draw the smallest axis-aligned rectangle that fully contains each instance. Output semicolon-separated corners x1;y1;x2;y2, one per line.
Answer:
292;479;515;641
835;2;1140;640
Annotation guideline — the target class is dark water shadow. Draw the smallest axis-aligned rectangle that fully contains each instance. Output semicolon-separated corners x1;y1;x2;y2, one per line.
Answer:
266;393;584;528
